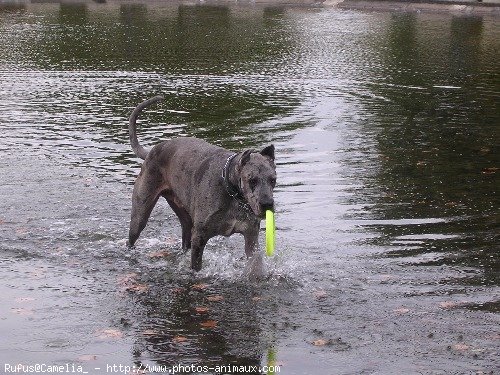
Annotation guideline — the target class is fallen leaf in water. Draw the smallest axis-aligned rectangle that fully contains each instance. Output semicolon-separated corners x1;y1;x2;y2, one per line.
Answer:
313;290;328;299
165;237;177;245
200;320;217;328
10;307;33;316
439;301;463;309
378;274;397;282
173;336;188;343
191;283;208;291
206;295;224;302
252;296;263;302
29;268;45;279
51;247;66;256
78;355;98;361
15;227;28;236
117;273;138;286
117;273;148;294
148;250;171;258
15;297;35;303
482;167;498;175
194;306;209;314
141;329;159;336
97;329;123;339
125;283;149;294
311;339;330;346
453;343;470;351
393;308;410;315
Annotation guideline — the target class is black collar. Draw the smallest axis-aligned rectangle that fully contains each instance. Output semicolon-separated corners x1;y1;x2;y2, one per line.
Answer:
221;153;253;212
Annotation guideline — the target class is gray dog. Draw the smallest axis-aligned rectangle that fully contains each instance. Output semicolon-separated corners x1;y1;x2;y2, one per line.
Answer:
127;96;276;272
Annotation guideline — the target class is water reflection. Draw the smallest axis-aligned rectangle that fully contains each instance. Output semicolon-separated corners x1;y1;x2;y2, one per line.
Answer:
362;13;499;289
0;2;499;372
0;2;305;183
135;282;266;370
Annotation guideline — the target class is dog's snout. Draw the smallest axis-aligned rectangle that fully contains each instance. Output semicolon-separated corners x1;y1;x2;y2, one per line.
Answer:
260;201;274;212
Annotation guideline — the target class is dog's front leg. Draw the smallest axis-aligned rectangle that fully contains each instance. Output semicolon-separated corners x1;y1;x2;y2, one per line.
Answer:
244;225;265;280
244;224;260;258
190;229;207;271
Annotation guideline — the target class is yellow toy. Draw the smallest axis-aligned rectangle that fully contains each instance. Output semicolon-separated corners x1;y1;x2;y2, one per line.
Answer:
265;210;275;256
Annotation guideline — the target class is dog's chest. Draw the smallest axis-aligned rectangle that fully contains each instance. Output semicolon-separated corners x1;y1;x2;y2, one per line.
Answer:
221;218;251;236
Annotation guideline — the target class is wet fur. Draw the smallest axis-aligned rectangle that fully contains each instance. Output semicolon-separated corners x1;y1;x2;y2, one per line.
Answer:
127;96;276;272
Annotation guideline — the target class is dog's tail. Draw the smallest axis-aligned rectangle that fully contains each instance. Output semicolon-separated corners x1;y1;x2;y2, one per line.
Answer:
128;95;164;160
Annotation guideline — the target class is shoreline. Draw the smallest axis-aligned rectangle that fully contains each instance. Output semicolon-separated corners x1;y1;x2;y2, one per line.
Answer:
0;0;499;15
334;0;500;15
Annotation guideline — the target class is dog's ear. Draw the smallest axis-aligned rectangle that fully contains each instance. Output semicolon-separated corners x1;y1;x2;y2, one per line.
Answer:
239;149;253;168
260;144;275;161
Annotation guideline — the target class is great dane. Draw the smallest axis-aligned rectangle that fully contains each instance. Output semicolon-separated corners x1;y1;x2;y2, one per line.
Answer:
127;96;276;272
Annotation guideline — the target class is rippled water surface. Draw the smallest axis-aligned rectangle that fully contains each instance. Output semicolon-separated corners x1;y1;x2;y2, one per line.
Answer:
0;2;499;374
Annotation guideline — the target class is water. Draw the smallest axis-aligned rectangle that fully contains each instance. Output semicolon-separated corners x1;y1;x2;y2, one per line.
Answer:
1;2;499;374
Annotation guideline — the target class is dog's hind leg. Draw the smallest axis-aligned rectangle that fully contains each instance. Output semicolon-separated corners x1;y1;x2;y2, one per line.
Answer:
177;211;193;251
128;174;161;247
162;193;193;251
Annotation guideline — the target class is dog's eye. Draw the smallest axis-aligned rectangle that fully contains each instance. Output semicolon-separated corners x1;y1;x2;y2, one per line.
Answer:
249;178;258;190
269;177;276;187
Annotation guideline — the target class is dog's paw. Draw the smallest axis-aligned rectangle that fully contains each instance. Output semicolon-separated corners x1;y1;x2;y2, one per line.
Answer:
244;252;266;281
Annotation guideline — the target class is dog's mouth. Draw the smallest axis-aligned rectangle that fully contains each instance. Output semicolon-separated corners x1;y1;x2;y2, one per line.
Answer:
256;204;274;219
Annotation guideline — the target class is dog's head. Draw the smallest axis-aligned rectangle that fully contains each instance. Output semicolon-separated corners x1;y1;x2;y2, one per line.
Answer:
237;145;277;218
